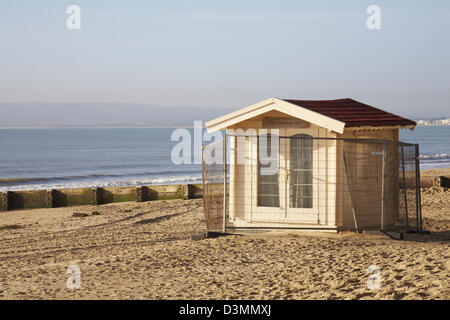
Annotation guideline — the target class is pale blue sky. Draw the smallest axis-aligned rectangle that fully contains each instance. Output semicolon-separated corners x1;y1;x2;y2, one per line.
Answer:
0;0;449;118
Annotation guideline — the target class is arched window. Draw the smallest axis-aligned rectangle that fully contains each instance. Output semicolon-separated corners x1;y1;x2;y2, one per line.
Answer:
290;134;313;208
257;133;280;207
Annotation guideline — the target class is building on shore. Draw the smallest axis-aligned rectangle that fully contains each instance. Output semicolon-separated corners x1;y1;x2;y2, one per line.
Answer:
202;98;422;233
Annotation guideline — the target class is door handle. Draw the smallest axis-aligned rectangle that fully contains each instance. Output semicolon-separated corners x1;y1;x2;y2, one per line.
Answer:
285;169;289;181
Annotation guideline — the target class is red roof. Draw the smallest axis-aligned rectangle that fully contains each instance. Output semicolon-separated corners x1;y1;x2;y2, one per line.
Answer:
282;98;416;128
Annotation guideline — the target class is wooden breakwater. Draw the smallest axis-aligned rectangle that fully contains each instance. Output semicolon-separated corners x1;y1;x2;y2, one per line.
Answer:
0;174;448;212
0;184;212;211
419;175;450;189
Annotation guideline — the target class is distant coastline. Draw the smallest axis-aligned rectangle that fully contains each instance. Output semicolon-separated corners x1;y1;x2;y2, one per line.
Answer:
0;124;448;129
0;126;198;129
415;118;450;126
0;102;234;128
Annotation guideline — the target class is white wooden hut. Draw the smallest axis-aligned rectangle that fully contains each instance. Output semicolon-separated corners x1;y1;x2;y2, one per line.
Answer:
204;97;417;231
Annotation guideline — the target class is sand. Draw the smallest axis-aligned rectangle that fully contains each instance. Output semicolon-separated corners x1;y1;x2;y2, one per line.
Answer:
421;167;450;178
0;183;449;300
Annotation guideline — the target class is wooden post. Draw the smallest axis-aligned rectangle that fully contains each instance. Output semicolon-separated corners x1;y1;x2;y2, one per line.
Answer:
0;192;8;211
343;150;358;231
46;189;56;208
381;142;387;230
223;133;227;234
136;186;145;202
400;146;409;227
91;188;100;205
181;184;190;200
440;176;450;188
415;144;422;231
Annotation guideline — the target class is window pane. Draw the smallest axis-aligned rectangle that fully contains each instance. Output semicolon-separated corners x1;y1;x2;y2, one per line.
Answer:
257;134;280;207
290;135;313;208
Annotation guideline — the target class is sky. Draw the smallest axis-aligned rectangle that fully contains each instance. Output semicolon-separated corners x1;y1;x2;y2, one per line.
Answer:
0;0;449;119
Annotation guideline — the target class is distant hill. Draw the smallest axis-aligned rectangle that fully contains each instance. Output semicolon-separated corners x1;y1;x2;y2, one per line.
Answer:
0;103;234;128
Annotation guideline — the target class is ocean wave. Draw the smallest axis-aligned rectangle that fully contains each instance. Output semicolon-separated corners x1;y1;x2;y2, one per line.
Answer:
0;174;203;192
1;154;449;191
420;153;450;160
0;169;201;186
419;161;450;169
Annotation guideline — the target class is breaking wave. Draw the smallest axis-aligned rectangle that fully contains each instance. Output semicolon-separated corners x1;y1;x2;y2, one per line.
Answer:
419;153;450;160
0;172;202;192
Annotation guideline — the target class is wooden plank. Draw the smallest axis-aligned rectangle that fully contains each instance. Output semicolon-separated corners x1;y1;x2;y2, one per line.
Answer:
343;151;358;230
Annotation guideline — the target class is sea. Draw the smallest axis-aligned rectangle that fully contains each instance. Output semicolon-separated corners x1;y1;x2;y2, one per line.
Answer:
0;126;449;191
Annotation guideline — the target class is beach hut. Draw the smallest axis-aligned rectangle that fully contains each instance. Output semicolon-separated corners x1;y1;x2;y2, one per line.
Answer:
203;97;421;232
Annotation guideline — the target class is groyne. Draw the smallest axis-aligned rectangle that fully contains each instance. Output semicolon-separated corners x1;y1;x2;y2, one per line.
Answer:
0;184;209;211
0;174;448;212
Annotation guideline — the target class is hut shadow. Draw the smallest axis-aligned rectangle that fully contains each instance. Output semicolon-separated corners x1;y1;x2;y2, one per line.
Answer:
401;230;450;243
82;211;148;229
134;213;180;225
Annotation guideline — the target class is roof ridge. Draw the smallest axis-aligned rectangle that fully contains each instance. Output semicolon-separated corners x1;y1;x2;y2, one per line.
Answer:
282;98;352;102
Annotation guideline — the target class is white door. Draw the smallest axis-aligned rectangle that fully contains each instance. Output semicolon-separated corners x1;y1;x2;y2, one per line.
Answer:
252;128;320;224
252;131;286;222
284;128;319;223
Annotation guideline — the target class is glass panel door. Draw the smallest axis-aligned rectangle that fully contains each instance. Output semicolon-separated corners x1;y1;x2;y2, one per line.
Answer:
253;131;286;222
257;134;280;207
289;134;313;208
285;129;319;223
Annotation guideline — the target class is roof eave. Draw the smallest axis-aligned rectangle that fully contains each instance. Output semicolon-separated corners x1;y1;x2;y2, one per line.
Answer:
205;98;276;132
205;97;346;134
345;124;416;131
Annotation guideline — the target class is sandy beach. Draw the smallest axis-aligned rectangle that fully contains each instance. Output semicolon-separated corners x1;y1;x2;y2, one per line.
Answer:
0;172;449;300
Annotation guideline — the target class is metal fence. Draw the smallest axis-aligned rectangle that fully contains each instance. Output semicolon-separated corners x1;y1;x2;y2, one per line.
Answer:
202;133;422;233
202;138;226;233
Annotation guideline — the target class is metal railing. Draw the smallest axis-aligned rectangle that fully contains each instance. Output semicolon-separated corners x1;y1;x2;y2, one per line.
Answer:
202;134;422;233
